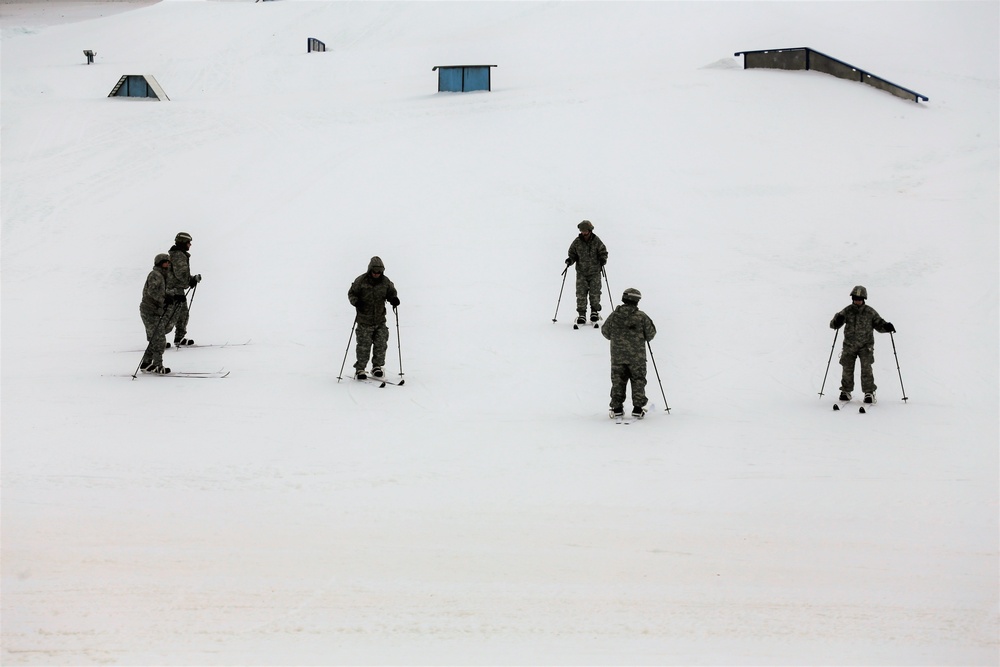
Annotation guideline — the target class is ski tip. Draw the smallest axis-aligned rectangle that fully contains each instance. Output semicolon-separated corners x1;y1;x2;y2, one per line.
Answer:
832;404;840;411
859;406;866;413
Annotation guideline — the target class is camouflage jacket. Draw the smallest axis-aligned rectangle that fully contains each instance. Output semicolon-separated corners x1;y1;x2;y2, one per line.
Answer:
601;303;656;364
567;233;608;275
166;245;196;295
348;271;398;327
140;266;169;316
830;303;890;351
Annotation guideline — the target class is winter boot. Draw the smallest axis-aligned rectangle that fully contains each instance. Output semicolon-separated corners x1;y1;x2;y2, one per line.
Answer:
143;364;171;375
174;337;194;346
631;405;647;419
590;312;600;323
576;314;586;325
371;367;384;378
354;369;367;380
863;392;876;404
838;391;851;401
609;406;624;419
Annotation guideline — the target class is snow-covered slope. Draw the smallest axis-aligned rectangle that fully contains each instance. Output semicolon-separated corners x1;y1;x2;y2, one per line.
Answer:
2;1;997;664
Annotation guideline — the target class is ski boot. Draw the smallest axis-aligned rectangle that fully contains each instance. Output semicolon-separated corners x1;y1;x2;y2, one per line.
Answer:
863;392;876;404
590;312;600;323
354;369;367;380
371;367;384;378
838;391;851;401
174;337;194;347
631;405;647;419
576;314;586;325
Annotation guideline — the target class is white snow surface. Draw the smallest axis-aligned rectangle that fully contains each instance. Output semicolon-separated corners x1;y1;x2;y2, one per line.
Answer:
2;1;998;664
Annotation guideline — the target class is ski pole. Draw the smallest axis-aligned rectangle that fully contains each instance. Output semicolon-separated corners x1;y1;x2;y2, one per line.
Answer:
336;316;358;382
186;284;197;313
393;306;404;378
552;267;568;322
890;332;908;402
601;266;613;314
818;328;839;397
131;299;181;379
646;341;671;413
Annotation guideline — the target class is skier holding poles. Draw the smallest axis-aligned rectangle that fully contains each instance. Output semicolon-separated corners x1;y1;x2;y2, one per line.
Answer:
829;285;896;405
166;232;202;347
137;253;176;375
347;256;399;380
565;220;608;326
601;288;657;419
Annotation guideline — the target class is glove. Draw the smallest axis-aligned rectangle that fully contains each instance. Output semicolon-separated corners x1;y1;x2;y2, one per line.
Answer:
188;274;201;288
388;296;400;308
884;322;896;333
565;258;572;266
831;313;845;329
600;259;607;267
195;274;202;283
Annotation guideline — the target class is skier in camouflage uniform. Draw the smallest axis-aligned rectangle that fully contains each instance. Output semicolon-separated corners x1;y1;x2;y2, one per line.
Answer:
139;253;174;374
829;285;895;404
565;220;608;325
166;232;202;347
347;256;400;380
601;288;657;418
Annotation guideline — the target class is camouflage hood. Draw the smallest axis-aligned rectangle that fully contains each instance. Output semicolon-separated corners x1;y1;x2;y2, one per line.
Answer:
367;256;385;274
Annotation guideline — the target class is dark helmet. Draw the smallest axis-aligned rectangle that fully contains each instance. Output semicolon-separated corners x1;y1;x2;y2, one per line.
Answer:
578;220;594;232
850;285;868;301
175;232;193;246
154;253;171;267
622;287;642;304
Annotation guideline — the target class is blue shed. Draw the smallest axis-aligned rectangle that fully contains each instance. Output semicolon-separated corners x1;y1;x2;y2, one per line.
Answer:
108;74;169;100
432;65;497;92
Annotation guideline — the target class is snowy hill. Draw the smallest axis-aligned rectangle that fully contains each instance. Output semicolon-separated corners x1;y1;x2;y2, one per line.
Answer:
2;1;998;664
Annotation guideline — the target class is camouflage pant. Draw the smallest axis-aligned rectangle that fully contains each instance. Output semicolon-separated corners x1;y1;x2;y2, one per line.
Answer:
140;308;168;366
355;322;389;371
610;362;648;412
840;347;877;394
167;297;189;342
576;271;602;315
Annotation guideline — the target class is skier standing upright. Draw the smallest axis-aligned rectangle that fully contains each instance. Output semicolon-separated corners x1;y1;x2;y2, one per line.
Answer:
565;220;608;325
139;253;173;374
829;285;895;404
347;256;400;380
166;232;202;347
601;288;657;418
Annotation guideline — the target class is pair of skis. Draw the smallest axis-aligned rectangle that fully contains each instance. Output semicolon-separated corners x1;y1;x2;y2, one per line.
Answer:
832;397;876;413
143;368;229;379
110;367;230;379
350;374;405;389
573;316;601;330
610;406;651;425
115;339;248;379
